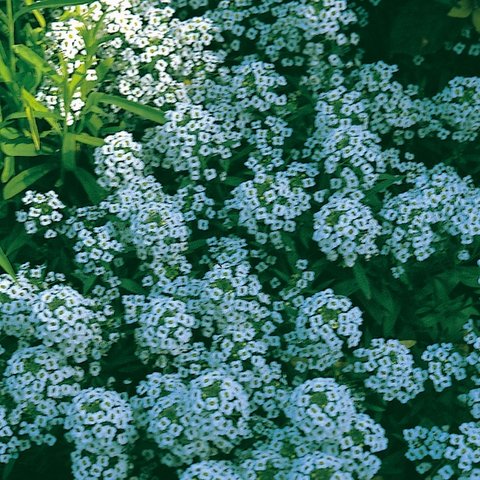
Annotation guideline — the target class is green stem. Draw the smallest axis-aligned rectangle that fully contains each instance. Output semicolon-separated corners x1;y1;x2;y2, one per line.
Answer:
6;0;15;72
4;0;22;113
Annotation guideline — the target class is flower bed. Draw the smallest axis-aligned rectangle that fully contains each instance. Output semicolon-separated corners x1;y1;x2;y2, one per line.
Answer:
0;0;480;479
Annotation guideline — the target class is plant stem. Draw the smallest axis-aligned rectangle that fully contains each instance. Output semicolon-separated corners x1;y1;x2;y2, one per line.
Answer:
6;0;15;72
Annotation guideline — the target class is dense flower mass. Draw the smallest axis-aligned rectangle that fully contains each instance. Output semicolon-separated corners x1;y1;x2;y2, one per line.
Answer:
2;0;480;479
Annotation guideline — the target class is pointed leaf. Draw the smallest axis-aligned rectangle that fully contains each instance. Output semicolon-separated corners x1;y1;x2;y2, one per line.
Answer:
473;8;480;31
21;88;61;133
0;10;8;26
120;278;147;295
85;114;103;136
353;263;372;299
89;92;166;124
0;245;16;280
96;57;114;82
72;272;97;294
13;44;46;70
456;266;480;288
61;132;76;171
4;227;30;256
448;0;473;17
0;56;13;83
1;141;39;157
6;110;61;122
13;45;62;84
24;0;47;27
25;106;41;150
74;132;104;147
1;156;14;183
1;456;16;479
369;174;404;194
74;167;107;204
3;163;55;199
0;128;20;140
334;279;359;296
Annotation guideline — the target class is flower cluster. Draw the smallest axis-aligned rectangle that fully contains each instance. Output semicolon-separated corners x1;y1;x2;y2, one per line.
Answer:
93;132;144;189
15;190;65;239
31;284;117;363
0;406;20;465
142;56;290;180
123;294;198;367
286;378;358;442
346;339;427;403
131;371;251;466
0;264;51;339
404;422;480;479
225;163;317;248
65;388;137;479
313;191;381;267
179;460;241;480
422;343;468;392
380;163;480;263
2;346;83;447
282;289;363;374
61;204;124;284
282;378;387;478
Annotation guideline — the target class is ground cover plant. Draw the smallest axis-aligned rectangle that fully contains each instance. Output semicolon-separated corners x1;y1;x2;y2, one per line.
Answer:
0;0;480;478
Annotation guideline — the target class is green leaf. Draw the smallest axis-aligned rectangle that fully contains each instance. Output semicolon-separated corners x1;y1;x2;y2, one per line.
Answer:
0;55;13;83
61;132;76;170
74;167;107;204
374;286;396;314
24;106;41;150
85;114;103;136
0;245;16;280
120;278;147;295
419;313;439;328
96;57;114;82
456;266;480;288
3;163;55;199
24;0;47;28
334;279;359;296
352;263;372;299
74;133;104;147
365;403;387;413
21;88;62;133
222;176;245;186
6;110;62;122
2;457;16;480
187;239;207;252
72;272;97;294
4;227;30;256
14;0;98;21
1;156;14;183
0;10;8;26
448;0;473;17
88;92;166;124
472;8;480;31
1;141;44;157
0;128;21;140
13;45;51;74
368;174;404;194
272;268;290;283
